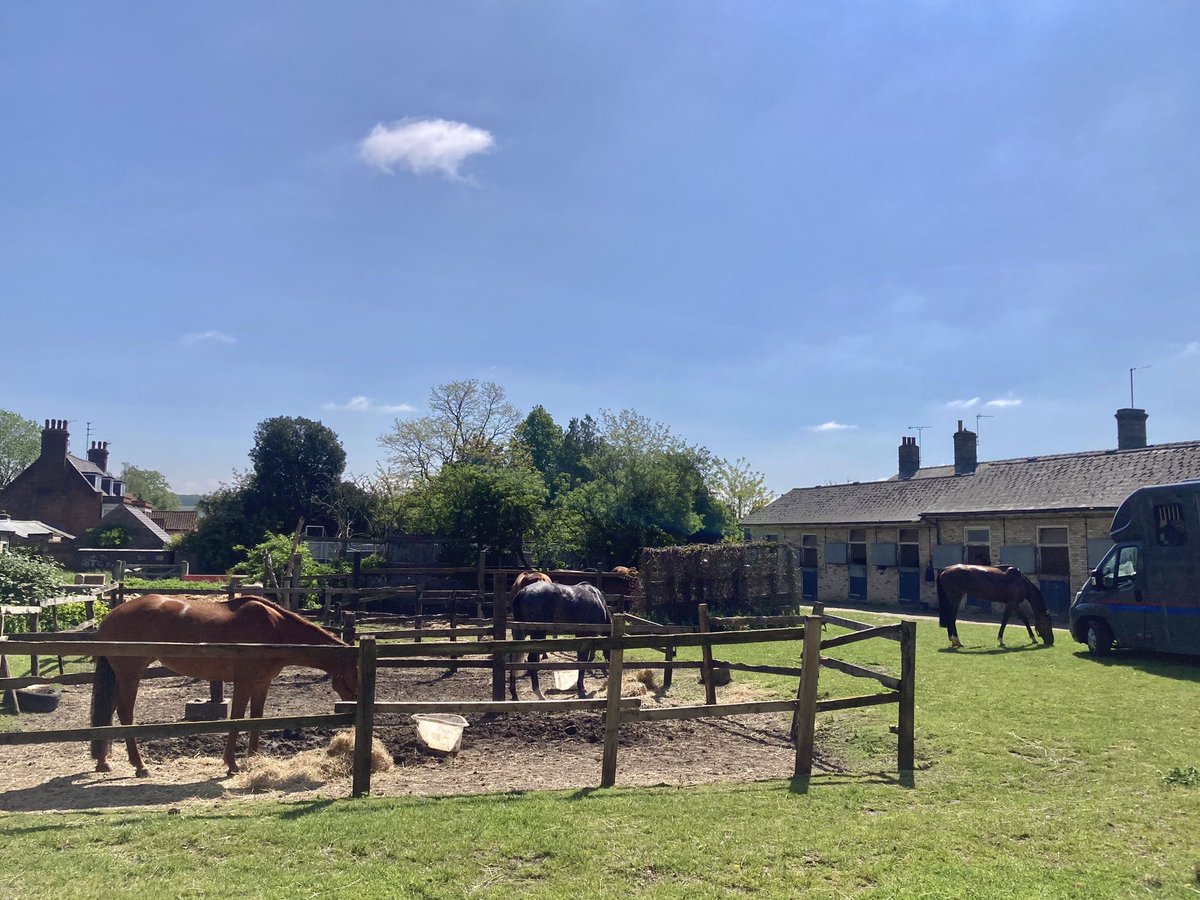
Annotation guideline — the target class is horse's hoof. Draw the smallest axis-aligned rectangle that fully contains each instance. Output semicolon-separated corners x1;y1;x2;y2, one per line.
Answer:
95;762;112;773
135;768;150;778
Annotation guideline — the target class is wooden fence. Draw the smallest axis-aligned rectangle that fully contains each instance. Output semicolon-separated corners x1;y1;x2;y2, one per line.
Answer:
0;601;914;798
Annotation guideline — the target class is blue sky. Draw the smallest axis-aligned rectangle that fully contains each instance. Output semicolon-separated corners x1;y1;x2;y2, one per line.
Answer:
2;3;1197;496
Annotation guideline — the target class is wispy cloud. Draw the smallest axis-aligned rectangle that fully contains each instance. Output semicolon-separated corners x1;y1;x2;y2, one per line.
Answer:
1183;341;1200;358
323;396;416;414
985;396;1023;408
946;397;981;410
181;330;236;346
811;421;856;432
359;117;495;179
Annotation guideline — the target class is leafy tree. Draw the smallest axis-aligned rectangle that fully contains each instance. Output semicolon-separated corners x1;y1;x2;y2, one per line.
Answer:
0;409;39;489
711;457;775;523
247;416;347;532
176;481;270;573
554;410;734;564
231;532;333;584
403;460;547;565
556;414;603;489
87;526;131;548
313;477;378;541
379;380;520;481
0;547;62;606
119;463;180;511
515;406;563;481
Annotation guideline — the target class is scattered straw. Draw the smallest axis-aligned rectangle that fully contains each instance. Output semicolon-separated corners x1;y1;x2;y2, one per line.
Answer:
229;731;392;793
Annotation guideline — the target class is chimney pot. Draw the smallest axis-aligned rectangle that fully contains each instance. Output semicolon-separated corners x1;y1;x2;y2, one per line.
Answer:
1115;408;1148;450
953;423;978;475
898;434;921;480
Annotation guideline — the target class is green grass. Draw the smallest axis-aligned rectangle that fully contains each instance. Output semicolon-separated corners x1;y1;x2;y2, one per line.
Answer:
3;614;1200;897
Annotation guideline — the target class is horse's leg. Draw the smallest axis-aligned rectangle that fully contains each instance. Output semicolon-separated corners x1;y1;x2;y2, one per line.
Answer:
246;681;271;757
998;605;1012;647
111;659;151;777
529;650;545;701
224;681;252;775
575;648;593;698
1015;600;1037;643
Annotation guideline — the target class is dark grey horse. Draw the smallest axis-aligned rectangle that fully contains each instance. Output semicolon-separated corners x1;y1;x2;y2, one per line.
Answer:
509;581;611;699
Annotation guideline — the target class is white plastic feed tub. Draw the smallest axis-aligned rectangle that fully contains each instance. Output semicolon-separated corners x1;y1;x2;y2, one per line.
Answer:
552;667;580;691
411;713;469;754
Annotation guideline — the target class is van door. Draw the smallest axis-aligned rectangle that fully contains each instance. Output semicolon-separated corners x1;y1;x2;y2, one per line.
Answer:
1093;544;1149;648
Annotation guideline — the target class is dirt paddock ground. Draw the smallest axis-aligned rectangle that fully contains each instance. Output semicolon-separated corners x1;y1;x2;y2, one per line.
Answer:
1;654;837;813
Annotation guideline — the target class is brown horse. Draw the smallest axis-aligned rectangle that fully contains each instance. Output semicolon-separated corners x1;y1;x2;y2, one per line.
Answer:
90;594;357;777
510;570;551;598
936;564;1054;649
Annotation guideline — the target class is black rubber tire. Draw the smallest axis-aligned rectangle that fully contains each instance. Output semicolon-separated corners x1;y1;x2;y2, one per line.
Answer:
1085;620;1115;657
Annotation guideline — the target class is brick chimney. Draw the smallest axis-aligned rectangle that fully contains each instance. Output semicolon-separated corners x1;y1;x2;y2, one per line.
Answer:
1115;408;1148;450
953;420;978;475
40;419;69;462
898;436;920;480
87;441;110;473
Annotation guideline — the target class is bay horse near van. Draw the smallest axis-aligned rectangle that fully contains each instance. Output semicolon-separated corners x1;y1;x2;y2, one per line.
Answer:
509;581;611;700
90;594;357;777
936;564;1055;649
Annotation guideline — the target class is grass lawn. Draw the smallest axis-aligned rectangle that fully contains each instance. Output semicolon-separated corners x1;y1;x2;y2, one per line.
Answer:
2;613;1199;898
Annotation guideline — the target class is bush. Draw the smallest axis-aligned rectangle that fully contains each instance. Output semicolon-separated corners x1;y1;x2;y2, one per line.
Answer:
232;533;335;584
0;548;63;607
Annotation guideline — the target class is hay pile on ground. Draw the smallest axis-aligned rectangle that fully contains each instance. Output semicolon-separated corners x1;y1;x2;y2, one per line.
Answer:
229;730;392;793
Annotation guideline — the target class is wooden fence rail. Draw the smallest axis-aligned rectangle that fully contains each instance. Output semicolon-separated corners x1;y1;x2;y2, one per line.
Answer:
0;606;916;798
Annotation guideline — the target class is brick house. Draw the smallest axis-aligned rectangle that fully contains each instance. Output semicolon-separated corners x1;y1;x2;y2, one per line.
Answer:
741;408;1200;617
0;418;170;550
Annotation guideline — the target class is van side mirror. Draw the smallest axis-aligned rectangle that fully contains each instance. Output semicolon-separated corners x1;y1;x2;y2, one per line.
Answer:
1090;569;1103;590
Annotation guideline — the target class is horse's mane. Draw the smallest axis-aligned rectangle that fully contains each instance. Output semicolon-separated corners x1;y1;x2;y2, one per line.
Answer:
230;594;346;644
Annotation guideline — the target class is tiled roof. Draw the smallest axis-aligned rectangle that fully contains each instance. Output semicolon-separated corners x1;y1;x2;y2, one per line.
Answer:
149;510;199;533
743;441;1200;526
67;454;108;477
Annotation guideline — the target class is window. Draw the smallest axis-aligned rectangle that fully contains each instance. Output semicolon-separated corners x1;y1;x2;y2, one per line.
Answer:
764;534;779;543
849;529;867;565
1155;503;1187;546
1099;545;1138;589
898;528;920;568
800;535;818;568
1038;526;1070;577
965;527;991;566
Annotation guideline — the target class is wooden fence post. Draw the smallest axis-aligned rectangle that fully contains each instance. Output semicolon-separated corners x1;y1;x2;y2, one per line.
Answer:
289;555;302;611
662;643;675;691
476;551;486;619
27;611;39;681
898;619;916;773
352;637;377;798
600;613;626;787
352;551;363;591
793;606;824;778
341;611;357;646
448;591;459;675
698;603;716;705
0;653;18;714
491;574;507;701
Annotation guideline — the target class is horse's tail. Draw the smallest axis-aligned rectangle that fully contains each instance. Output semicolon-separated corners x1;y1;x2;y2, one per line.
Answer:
90;656;117;761
936;573;955;629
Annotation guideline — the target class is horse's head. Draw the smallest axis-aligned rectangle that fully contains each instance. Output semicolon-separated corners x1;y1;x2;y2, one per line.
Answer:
1035;611;1055;646
1027;582;1055;646
330;656;359;701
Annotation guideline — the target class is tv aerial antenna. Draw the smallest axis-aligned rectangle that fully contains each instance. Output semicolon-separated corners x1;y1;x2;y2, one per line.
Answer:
975;414;994;442
907;425;931;449
1129;365;1151;407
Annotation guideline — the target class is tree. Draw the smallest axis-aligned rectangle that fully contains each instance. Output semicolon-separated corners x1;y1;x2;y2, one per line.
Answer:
556;414;603;489
379;380;520;481
0;409;39;489
515;405;564;496
403;460;547;564
176;482;269;572
119;463;180;511
247;416;347;532
554;410;735;564
711;457;775;523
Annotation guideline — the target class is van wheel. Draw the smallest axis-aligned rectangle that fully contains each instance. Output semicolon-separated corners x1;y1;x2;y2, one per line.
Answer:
1085;620;1115;656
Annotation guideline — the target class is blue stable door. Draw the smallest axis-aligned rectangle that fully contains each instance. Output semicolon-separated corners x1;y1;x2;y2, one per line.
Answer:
802;568;818;600
898;569;920;605
848;564;868;600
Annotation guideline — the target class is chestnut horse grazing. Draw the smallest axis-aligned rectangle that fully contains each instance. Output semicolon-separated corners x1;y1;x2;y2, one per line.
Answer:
510;581;611;700
936;564;1054;649
90;594;357;777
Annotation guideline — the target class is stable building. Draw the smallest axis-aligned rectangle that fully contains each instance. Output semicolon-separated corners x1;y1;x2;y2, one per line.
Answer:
741;409;1200;617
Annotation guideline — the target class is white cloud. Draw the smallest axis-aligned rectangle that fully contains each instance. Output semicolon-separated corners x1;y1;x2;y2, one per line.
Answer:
1182;341;1200;358
323;396;416;414
985;396;1023;408
181;330;236;346
945;397;981;410
359;118;495;179
811;421;856;432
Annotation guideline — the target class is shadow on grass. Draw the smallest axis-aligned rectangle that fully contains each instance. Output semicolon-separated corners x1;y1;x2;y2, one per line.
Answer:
940;643;1054;656
1071;649;1200;682
788;769;914;795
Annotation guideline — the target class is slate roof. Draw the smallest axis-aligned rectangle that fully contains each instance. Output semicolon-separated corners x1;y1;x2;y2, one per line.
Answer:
103;505;172;544
0;518;74;540
742;441;1200;527
67;454;108;477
